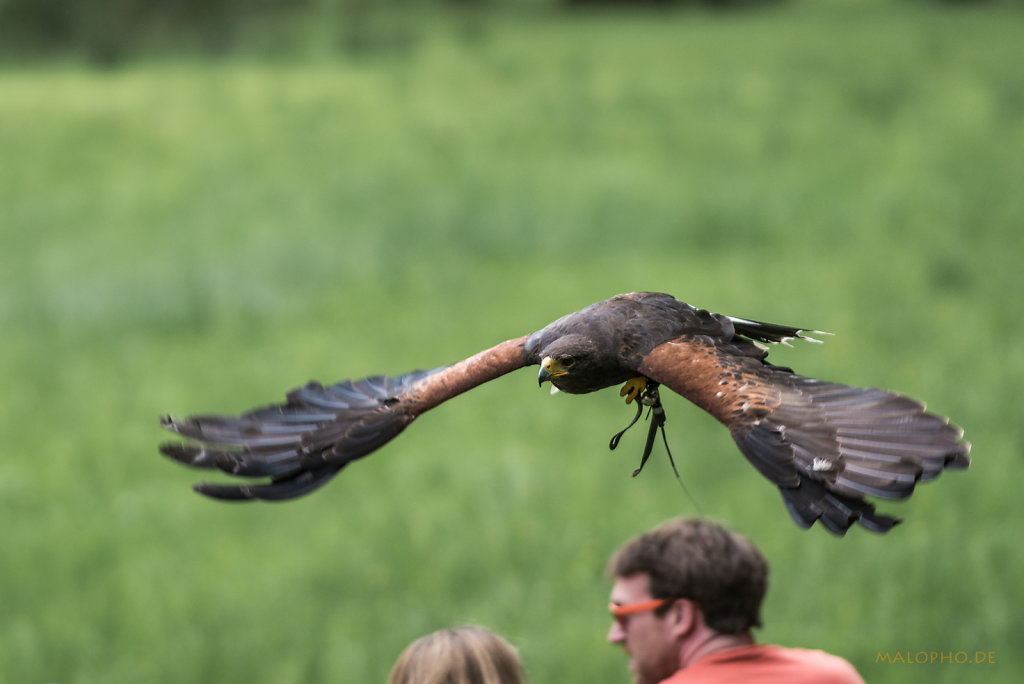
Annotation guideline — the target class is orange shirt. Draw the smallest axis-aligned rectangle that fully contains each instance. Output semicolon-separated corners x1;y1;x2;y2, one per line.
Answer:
661;644;865;684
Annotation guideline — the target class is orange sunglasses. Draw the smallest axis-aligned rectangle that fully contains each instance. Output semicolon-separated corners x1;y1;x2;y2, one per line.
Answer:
609;598;669;620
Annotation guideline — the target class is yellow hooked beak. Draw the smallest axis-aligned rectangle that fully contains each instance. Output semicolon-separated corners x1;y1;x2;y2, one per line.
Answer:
537;356;569;386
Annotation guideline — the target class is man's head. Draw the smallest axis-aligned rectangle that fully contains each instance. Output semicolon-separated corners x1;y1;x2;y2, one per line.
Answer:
606;518;769;684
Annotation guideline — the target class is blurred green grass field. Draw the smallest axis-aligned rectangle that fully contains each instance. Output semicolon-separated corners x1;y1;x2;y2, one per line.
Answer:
2;3;1023;683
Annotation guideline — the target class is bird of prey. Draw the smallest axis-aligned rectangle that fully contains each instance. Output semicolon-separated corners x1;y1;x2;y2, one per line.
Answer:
161;292;969;535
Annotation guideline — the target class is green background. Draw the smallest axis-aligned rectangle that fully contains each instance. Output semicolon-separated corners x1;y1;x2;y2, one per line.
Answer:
2;2;1021;682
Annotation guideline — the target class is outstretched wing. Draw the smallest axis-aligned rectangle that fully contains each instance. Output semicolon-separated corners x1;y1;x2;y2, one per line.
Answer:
161;336;530;501
636;334;970;535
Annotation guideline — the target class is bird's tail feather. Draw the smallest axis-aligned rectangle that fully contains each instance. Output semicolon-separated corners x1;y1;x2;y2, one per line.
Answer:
730;374;970;535
160;370;437;501
726;316;828;346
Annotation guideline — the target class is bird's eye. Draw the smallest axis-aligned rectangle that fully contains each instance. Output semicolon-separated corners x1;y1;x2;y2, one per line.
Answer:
562;358;575;368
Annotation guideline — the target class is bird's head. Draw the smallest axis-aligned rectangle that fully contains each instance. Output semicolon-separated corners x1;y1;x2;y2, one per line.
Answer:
538;355;575;387
536;335;607;394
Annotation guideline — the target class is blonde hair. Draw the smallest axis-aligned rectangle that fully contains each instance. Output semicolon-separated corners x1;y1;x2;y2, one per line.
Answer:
388;626;526;684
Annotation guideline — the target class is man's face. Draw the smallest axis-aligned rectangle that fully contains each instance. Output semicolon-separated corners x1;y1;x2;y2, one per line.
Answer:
608;574;681;684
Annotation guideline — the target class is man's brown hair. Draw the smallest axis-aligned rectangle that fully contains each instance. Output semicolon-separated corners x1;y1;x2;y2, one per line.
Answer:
607;517;768;634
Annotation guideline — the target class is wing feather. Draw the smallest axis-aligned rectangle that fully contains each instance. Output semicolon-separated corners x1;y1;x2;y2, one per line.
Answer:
636;334;970;535
161;337;529;501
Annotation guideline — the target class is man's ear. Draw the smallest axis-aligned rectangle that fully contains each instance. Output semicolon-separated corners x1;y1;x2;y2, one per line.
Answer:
667;599;701;639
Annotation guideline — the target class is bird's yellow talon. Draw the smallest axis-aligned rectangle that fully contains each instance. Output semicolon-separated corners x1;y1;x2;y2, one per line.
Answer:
619;377;647;404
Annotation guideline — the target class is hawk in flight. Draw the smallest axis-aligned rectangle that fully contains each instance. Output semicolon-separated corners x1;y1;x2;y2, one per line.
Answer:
161;292;969;535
